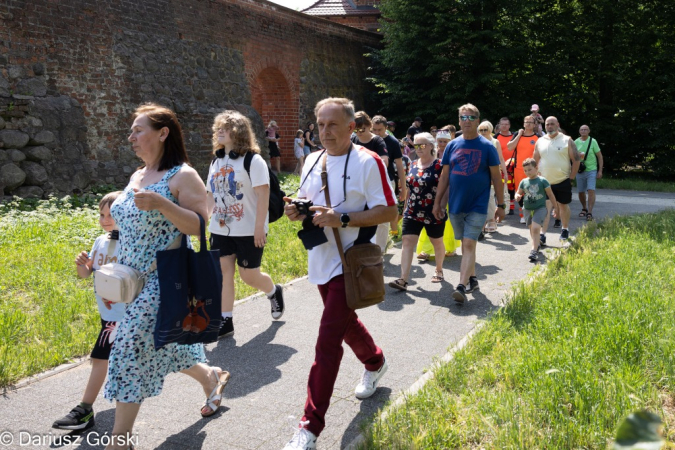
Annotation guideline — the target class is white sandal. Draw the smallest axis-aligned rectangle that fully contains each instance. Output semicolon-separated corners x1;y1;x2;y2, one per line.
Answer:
201;367;230;418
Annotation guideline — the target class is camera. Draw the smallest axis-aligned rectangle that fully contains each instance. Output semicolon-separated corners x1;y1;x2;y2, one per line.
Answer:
292;199;314;217
291;199;328;250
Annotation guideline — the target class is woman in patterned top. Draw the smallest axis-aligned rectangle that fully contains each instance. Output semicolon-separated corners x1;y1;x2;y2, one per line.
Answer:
389;132;447;291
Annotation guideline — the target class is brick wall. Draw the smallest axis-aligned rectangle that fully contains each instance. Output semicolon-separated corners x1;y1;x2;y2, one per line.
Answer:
0;0;381;195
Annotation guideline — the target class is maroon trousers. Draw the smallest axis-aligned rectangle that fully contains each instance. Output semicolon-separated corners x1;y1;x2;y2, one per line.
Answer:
302;275;384;437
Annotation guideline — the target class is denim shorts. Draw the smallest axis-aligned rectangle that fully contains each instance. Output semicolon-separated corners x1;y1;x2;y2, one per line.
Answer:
576;170;597;193
448;211;487;241
303;145;312;156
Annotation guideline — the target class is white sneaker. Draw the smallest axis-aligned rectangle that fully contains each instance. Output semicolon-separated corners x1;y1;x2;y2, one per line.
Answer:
520;216;526;224
354;358;388;399
283;423;316;450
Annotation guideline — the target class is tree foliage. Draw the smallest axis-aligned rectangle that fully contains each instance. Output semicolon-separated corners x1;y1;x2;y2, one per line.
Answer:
371;0;675;175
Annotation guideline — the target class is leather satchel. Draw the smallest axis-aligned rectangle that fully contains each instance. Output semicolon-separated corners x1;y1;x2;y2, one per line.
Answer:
321;153;385;310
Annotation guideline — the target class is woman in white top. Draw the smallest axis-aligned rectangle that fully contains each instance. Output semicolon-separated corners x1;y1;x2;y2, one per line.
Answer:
478;121;508;235
206;111;284;338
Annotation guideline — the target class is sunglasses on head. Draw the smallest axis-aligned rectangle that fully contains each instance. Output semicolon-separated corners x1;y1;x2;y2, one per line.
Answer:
459;115;478;122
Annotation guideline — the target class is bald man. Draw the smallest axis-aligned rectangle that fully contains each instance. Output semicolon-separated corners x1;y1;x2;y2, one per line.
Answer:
533;116;580;243
575;125;603;220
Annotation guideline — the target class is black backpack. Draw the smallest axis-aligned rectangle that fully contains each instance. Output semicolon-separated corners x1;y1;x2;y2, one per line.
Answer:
211;150;286;224
243;152;285;223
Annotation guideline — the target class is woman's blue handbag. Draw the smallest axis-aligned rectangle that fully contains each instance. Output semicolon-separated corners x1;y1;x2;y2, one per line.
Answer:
154;214;222;349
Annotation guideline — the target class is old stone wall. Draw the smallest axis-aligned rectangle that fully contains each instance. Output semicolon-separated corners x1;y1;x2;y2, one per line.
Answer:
0;0;380;197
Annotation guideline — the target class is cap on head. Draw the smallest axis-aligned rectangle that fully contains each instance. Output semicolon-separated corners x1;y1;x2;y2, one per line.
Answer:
531;104;539;112
387;121;396;127
414;116;423;122
436;130;452;139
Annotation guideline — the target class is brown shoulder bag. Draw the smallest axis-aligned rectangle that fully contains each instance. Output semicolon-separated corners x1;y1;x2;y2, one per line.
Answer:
321;153;385;310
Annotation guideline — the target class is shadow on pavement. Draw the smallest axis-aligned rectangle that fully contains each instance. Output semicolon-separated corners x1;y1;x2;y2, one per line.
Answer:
206;321;296;399
339;387;392;450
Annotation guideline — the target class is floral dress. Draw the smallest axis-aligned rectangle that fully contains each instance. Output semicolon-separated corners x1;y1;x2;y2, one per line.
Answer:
105;164;206;403
404;158;446;224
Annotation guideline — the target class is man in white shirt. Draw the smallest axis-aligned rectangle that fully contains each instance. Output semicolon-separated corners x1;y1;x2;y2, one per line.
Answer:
282;97;397;450
534;116;580;243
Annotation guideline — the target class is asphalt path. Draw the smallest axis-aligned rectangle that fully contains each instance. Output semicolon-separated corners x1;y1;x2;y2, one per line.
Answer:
1;189;674;450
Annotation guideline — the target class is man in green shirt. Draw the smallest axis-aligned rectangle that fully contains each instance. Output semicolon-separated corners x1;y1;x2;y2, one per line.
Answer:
574;125;604;221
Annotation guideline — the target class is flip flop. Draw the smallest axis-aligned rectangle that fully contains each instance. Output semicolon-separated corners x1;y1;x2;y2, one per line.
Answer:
579;209;588;217
201;367;230;418
431;271;444;283
388;278;408;291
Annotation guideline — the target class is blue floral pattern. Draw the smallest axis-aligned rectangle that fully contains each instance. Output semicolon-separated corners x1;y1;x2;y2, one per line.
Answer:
104;164;206;403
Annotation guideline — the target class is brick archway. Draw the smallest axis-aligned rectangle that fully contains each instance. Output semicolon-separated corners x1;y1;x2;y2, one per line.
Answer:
250;66;299;171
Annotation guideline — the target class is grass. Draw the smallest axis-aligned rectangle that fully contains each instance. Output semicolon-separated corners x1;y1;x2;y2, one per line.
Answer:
362;209;675;449
0;175;304;387
594;174;675;192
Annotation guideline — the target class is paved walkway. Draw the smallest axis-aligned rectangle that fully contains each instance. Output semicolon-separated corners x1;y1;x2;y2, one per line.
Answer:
2;189;674;450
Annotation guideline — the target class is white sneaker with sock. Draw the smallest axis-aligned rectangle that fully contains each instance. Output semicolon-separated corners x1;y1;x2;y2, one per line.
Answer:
355;358;388;399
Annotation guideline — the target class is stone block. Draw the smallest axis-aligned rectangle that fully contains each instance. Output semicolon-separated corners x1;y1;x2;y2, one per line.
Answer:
0;116;5;130
0;130;30;149
8;65;24;79
0;163;26;190
72;171;90;190
29;130;55;145
14;185;44;198
23;146;53;162
8;149;26;162
21;161;48;186
0;150;7;163
16;78;47;97
32;63;45;76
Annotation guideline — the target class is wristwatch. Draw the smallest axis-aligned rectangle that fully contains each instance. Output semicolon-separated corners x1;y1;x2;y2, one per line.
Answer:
498;204;506;209
340;213;350;228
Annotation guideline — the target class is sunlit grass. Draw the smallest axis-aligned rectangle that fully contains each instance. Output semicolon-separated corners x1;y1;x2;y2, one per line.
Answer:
0;177;306;386
362;210;675;449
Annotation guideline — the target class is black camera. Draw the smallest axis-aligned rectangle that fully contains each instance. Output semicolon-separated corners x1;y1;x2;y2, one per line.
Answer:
292;199;314;217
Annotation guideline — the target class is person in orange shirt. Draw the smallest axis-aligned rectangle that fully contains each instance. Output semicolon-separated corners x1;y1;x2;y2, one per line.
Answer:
494;117;517;214
506;115;539;224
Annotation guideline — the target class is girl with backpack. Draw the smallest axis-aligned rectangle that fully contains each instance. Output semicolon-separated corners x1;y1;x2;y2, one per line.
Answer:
206;111;285;338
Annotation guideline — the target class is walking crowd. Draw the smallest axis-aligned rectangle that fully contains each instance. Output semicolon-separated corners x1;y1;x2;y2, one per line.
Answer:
51;97;604;450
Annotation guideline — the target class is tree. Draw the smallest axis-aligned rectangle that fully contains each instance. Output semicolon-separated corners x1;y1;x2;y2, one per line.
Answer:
372;0;675;176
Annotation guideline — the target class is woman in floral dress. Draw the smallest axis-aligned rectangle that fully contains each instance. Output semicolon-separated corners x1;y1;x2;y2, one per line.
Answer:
389;132;447;291
104;104;229;449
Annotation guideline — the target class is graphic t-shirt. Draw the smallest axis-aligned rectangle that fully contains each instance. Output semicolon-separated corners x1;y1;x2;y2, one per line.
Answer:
518;176;550;211
383;134;403;181
536;133;571;184
90;234;126;322
298;146;396;285
441;135;500;215
404;159;446;224
207;153;270;236
575;137;601;171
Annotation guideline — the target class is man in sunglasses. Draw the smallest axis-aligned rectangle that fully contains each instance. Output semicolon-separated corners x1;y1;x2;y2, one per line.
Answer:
433;104;505;304
283;97;397;450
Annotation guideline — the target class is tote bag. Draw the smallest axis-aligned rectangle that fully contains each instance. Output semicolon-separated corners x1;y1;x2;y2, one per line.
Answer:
154;214;222;349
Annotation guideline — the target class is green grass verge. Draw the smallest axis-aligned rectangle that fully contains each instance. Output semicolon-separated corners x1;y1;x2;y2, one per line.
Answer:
0;175;304;387
363;209;675;449
595;176;675;192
